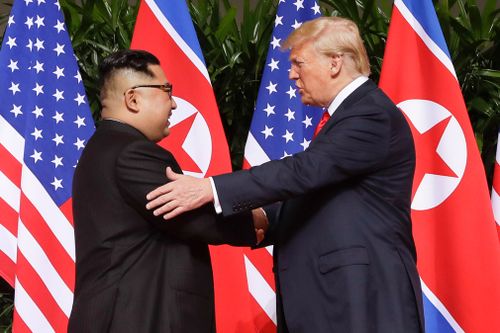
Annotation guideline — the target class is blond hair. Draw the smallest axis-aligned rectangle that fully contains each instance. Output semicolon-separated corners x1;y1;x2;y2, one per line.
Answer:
283;17;370;76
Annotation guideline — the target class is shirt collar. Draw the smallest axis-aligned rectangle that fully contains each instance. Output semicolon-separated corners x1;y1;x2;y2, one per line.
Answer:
326;76;369;116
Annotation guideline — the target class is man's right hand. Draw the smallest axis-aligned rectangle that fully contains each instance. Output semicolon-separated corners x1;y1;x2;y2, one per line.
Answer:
146;167;214;219
252;208;269;245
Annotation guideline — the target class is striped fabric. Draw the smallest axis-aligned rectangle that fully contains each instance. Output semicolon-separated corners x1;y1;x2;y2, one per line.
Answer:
0;0;95;332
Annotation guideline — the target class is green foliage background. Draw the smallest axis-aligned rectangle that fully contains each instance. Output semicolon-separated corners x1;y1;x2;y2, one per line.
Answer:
0;0;498;330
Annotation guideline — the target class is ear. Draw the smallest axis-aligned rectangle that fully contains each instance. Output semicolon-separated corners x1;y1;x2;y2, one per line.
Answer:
124;89;140;113
329;53;343;76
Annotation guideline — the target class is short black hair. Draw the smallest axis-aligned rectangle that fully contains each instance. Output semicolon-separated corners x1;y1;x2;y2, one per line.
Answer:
98;49;160;89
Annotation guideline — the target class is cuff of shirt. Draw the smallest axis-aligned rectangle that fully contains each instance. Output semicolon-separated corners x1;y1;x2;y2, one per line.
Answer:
209;177;222;214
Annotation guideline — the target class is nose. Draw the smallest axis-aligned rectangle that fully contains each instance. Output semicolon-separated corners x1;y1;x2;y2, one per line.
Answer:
171;97;177;109
289;67;299;80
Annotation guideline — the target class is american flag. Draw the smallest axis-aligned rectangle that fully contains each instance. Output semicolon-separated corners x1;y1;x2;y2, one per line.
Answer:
380;0;500;331
243;0;322;168
0;0;94;331
240;0;322;331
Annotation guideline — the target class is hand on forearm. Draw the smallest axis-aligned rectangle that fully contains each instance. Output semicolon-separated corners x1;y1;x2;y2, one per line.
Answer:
146;167;214;219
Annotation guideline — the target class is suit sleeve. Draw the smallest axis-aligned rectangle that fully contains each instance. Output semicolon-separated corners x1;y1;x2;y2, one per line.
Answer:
215;102;391;216
115;140;256;246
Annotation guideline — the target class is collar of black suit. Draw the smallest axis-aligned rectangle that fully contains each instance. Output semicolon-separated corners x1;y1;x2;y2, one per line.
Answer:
97;118;149;140
333;79;377;114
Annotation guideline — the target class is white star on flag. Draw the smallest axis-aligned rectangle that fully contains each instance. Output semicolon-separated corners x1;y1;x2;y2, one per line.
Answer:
10;104;22;117
52;133;64;146
284;108;295;121
51;155;63;168
53;19;65;32
32;105;44;118
51;177;63;190
35;15;45;28
30;149;43;163
74;115;86;127
6;37;17;49
25;16;34;29
282;129;294;142
266;81;278;94
33;60;44;72
9;82;20;95
53;66;64;78
74;93;86;105
74;137;86;150
8;60;19;72
53;88;64;101
53;111;64;123
53;43;65;55
261;125;274;139
34;37;44;50
268;58;279;71
31;127;43;140
263;103;276;117
300;138;311;150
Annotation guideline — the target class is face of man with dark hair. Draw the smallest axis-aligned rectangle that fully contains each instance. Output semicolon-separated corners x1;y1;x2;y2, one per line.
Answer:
115;64;177;142
134;65;176;141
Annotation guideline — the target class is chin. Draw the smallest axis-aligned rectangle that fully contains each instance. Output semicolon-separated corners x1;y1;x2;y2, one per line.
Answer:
301;97;312;106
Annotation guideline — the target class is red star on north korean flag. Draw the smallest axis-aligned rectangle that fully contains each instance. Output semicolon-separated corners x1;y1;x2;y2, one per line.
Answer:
161;113;202;174
407;115;458;198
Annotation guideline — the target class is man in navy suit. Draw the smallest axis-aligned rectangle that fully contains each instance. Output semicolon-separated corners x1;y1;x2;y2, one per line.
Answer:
146;17;424;333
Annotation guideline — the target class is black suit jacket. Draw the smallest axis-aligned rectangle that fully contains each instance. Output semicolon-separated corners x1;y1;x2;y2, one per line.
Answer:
68;120;256;333
214;80;424;333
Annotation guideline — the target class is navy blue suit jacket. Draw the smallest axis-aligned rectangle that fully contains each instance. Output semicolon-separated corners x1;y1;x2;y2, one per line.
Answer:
214;80;424;333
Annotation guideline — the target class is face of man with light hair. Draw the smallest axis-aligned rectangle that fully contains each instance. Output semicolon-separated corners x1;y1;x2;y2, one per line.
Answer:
288;41;339;107
286;17;370;107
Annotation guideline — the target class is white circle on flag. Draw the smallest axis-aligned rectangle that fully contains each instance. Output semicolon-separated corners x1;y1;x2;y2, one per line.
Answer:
398;99;467;211
169;96;212;178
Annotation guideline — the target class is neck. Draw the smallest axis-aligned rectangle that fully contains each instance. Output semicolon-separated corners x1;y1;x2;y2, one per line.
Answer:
102;117;125;124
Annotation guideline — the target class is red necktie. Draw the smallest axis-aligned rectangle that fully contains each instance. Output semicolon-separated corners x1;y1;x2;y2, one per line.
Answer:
313;110;331;138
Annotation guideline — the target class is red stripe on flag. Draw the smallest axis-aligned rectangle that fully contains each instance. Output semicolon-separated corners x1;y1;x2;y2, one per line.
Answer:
59;198;74;227
13;309;31;333
243;248;275;291
0;144;22;186
16;252;69;332
0;251;15;286
242;158;251;170
0;197;18;236
19;194;75;291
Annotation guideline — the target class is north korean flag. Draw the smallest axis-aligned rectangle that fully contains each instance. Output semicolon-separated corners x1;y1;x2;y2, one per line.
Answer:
379;0;500;332
130;1;269;332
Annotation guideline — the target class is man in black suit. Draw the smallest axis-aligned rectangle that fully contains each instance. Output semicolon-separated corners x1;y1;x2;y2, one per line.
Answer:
68;50;264;332
146;17;424;333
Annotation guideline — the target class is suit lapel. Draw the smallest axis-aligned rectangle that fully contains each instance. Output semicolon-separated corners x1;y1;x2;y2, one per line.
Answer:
319;79;378;134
